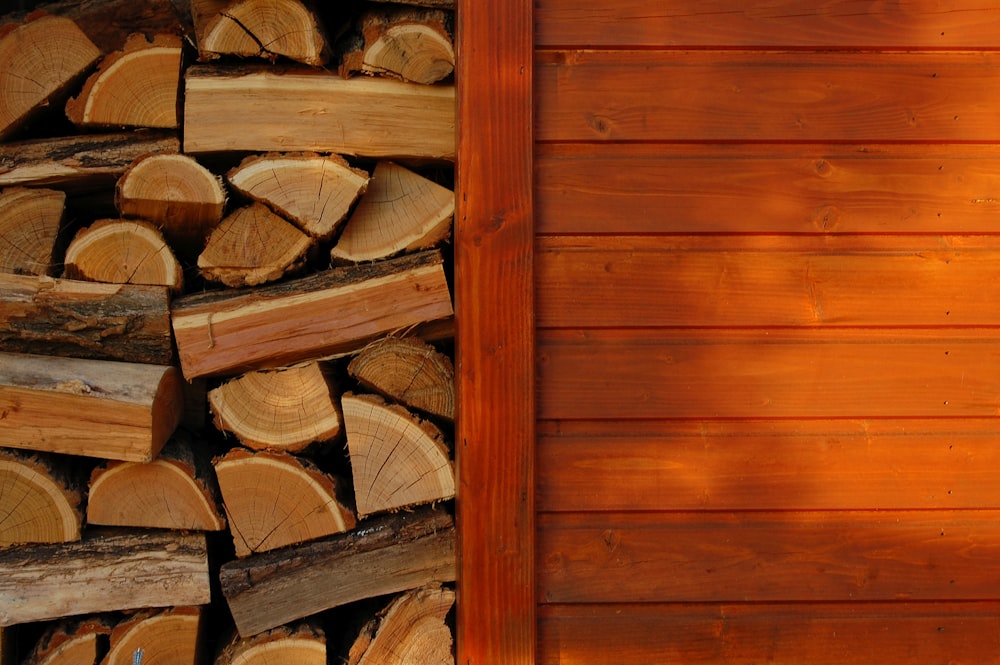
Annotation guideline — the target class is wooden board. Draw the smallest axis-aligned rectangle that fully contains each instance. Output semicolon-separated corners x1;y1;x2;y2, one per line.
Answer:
538;510;1000;604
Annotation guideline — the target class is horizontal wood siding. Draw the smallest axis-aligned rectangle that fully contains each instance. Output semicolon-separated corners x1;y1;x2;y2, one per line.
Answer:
534;2;1000;663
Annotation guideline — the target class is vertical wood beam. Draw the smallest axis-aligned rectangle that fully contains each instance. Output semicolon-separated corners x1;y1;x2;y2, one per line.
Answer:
454;0;535;663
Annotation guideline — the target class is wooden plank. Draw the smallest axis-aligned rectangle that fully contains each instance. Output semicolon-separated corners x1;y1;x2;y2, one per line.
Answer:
0;528;210;626
535;0;1000;48
538;329;1000;420
535;50;1000;142
455;0;535;661
539;602;1000;664
535;143;1000;234
538;510;1000;603
537;236;1000;328
537;418;1000;512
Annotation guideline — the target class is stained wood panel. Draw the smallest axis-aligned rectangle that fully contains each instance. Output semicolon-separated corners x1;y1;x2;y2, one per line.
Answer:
535;51;1000;143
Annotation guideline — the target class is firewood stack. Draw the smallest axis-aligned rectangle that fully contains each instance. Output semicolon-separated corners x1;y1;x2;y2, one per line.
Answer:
0;0;457;662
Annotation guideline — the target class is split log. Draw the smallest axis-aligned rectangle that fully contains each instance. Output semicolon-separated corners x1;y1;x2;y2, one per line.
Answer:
64;218;184;293
0;14;100;141
0;187;64;276
215;622;325;665
214;448;355;557
338;7;454;85
331;161;453;263
198;203;311;288
208;361;341;452
0;352;183;462
116;152;226;255
65;34;183;130
172;249;454;379
192;0;328;66
348;336;454;421
0;528;210;626
87;433;226;531
346;585;454;665
102;607;202;665
219;506;455;636
183;65;455;160
341;392;454;517
24;616;114;665
0;448;83;547
0;273;173;365
226;152;368;240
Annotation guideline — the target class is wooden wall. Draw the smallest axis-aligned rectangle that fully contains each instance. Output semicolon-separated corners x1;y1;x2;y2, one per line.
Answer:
533;3;1000;663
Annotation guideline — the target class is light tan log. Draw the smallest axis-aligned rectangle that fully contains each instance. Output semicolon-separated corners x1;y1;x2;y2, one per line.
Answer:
24;616;114;665
64;218;183;293
65;33;182;130
116;152;226;255
0;273;173;365
219;506;455;636
214;622;325;665
102;607;202;665
347;585;455;665
0;352;183;462
0;14;100;140
331;161;453;263
172;249;453;379
348;336;454;421
214;448;355;558
342;392;454;517
0;528;210;626
192;0;328;65
338;7;453;84
0;448;82;547
209;361;341;452
87;432;226;531
198;203;311;287
0;187;65;276
184;65;455;160
226;152;368;240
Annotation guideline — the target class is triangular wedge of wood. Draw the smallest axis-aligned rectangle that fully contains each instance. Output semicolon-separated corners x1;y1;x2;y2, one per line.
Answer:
192;0;328;65
347;585;455;665
64;218;184;293
101;606;202;665
0;448;82;547
341;392;454;517
0;187;65;276
339;6;454;85
348;336;454;421
23;616;113;665
215;621;325;665
214;448;356;557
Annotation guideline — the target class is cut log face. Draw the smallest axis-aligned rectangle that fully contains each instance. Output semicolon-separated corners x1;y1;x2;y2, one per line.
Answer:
0;187;65;276
116;152;226;255
65;33;183;130
102;606;202;665
213;448;356;557
348;336;454;421
331;161;453;263
24;616;113;665
208;361;342;452
87;433;226;531
198;202;311;287
215;623;325;665
341;392;454;518
0;352;184;462
64;218;184;293
226;152;369;240
0;449;82;547
340;8;454;85
347;585;455;665
194;0;328;65
0;15;101;140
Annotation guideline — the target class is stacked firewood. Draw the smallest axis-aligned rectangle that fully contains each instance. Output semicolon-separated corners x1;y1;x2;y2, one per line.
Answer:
0;0;457;663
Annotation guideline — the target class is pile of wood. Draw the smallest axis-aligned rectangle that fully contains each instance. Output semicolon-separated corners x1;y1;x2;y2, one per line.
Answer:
0;0;457;663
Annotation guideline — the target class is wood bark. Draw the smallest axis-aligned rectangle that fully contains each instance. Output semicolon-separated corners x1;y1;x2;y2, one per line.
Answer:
171;249;453;379
342;392;454;518
0;272;173;365
183;65;455;160
65;33;183;130
101;606;202;665
346;585;454;665
64;218;184;293
0;352;184;462
0;528;210;626
87;432;226;531
23;616;114;665
214;622;325;665
0;187;65;276
338;7;454;85
0;448;83;547
348;336;454;421
214;448;355;557
192;0;328;65
219;506;456;636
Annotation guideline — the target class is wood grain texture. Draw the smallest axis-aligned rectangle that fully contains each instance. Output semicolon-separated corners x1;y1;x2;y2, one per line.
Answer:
455;0;535;662
535;50;1000;142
